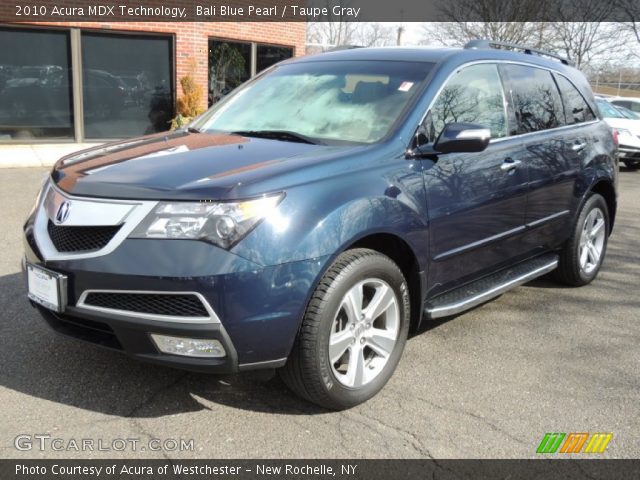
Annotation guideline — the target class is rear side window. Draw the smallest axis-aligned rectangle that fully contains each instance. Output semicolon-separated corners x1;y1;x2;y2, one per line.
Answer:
501;64;564;134
554;74;596;125
427;63;507;142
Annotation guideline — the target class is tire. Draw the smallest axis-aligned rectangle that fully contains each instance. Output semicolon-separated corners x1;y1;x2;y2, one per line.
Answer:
623;160;639;170
279;248;410;410
555;193;609;286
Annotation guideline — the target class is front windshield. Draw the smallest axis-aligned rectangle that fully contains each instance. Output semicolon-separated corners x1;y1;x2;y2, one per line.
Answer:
597;100;625;119
195;60;434;144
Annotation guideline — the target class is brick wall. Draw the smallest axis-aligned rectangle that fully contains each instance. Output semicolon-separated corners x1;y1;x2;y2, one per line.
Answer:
11;20;307;110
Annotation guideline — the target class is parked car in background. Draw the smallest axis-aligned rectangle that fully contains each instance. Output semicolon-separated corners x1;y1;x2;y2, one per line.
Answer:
610;97;640;115
0;67;126;128
596;97;640;169
23;41;617;409
614;104;640;120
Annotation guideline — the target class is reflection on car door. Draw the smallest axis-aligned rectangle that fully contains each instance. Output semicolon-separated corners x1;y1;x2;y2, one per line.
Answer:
499;65;593;251
422;63;530;294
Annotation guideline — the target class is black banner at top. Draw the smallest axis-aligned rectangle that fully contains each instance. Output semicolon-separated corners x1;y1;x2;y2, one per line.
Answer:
3;0;639;22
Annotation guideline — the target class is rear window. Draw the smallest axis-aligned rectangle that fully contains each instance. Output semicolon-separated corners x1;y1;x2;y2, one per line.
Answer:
501;64;565;134
554;74;596;125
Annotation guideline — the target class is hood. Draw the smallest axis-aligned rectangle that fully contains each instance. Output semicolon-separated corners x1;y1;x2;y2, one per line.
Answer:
52;131;358;200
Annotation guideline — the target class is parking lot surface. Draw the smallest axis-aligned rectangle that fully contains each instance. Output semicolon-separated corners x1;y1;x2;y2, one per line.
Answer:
0;167;638;459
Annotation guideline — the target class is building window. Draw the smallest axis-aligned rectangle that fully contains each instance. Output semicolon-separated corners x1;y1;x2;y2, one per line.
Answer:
257;45;294;73
0;27;73;140
208;40;252;106
208;39;293;106
81;32;173;139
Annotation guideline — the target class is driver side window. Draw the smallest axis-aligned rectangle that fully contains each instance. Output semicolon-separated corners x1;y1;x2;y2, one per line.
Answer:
423;64;508;144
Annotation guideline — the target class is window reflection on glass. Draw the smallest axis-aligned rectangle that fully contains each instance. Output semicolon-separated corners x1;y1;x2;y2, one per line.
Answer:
0;28;73;140
502;65;565;134
257;45;294;73
82;32;173;139
198;61;433;144
428;64;507;142
208;40;251;106
554;74;596;125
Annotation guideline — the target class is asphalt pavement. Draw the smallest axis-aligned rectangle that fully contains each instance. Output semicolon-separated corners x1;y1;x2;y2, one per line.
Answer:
0;166;638;459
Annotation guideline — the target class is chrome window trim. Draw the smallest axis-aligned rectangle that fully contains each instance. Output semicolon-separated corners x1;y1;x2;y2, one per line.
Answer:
413;59;602;148
76;289;221;324
34;182;158;261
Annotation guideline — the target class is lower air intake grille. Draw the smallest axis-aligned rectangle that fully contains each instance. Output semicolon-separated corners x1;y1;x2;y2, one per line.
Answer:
82;292;210;317
47;221;121;252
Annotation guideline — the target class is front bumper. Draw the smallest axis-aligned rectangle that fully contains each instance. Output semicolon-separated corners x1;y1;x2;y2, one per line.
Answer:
23;186;330;373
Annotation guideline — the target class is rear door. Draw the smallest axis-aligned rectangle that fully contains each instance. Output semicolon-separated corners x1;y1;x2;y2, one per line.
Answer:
423;63;530;293
499;64;589;251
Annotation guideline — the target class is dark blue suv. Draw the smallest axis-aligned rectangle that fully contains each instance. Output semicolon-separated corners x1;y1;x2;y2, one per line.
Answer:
23;41;618;409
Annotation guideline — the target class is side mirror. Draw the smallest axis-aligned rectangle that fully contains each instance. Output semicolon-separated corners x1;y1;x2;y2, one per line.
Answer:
434;123;491;154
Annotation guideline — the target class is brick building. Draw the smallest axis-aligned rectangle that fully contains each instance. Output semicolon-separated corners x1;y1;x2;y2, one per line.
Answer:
0;21;306;148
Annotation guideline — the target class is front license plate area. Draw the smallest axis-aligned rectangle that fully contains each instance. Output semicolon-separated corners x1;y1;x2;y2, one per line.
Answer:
27;263;67;313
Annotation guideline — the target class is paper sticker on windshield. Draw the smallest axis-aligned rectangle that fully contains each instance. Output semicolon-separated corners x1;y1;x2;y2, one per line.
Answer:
398;81;414;92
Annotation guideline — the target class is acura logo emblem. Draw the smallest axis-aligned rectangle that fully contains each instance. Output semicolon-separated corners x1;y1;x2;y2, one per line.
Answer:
55;201;71;224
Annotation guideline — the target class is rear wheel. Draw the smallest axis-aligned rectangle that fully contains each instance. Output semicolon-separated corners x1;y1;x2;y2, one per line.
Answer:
279;249;410;410
555;193;609;286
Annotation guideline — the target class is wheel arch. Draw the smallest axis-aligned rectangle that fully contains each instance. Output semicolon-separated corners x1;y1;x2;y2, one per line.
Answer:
589;178;617;234
345;232;425;333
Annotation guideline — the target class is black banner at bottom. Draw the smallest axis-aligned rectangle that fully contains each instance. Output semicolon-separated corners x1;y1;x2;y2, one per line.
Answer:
2;459;639;480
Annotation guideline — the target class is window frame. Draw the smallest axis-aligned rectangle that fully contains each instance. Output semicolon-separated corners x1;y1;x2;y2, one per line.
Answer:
413;60;600;152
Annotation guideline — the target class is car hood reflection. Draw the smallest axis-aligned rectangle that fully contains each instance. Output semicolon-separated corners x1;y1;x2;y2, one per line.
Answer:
51;130;357;200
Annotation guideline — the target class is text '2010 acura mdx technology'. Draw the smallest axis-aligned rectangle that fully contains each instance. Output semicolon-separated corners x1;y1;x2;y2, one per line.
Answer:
23;41;618;409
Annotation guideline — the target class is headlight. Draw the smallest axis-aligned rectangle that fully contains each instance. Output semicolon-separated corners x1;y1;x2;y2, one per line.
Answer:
616;128;633;137
130;194;284;249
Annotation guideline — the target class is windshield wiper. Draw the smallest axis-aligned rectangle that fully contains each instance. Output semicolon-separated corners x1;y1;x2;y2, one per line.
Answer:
186;126;202;133
230;130;322;145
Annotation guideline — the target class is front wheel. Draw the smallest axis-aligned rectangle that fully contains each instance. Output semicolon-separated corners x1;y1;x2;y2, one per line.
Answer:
279;249;410;410
555;193;609;286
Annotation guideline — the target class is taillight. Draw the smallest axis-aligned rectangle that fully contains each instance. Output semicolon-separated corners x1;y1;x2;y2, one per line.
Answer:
612;128;619;148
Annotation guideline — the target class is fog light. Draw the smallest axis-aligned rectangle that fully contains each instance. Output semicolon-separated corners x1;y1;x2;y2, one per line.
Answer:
150;334;226;358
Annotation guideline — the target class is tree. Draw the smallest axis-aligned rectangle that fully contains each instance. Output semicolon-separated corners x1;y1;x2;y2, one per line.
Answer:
423;22;549;48
544;1;624;69
307;22;395;50
423;0;550;47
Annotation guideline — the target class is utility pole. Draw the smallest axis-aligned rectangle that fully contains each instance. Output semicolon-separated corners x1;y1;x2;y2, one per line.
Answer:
396;25;405;46
618;69;622;96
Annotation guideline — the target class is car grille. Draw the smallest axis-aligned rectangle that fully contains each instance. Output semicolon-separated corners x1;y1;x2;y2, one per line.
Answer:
47;221;121;252
82;292;210;318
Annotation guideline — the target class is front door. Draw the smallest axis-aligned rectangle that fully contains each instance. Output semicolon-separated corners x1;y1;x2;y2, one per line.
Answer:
422;63;530;294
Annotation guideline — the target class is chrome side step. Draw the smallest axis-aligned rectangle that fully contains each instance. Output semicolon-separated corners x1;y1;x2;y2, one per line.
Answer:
425;254;559;319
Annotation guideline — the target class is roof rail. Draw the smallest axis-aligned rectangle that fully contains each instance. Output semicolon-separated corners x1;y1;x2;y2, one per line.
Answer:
464;39;571;66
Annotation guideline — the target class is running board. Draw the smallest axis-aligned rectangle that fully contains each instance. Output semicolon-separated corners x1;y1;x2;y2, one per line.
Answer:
425;254;559;319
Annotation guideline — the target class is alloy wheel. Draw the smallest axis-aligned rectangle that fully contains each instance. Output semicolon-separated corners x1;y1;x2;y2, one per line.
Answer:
579;207;606;275
329;278;399;388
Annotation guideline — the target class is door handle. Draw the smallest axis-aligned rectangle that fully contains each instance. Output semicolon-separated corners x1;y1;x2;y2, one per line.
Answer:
500;158;521;171
571;141;587;152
